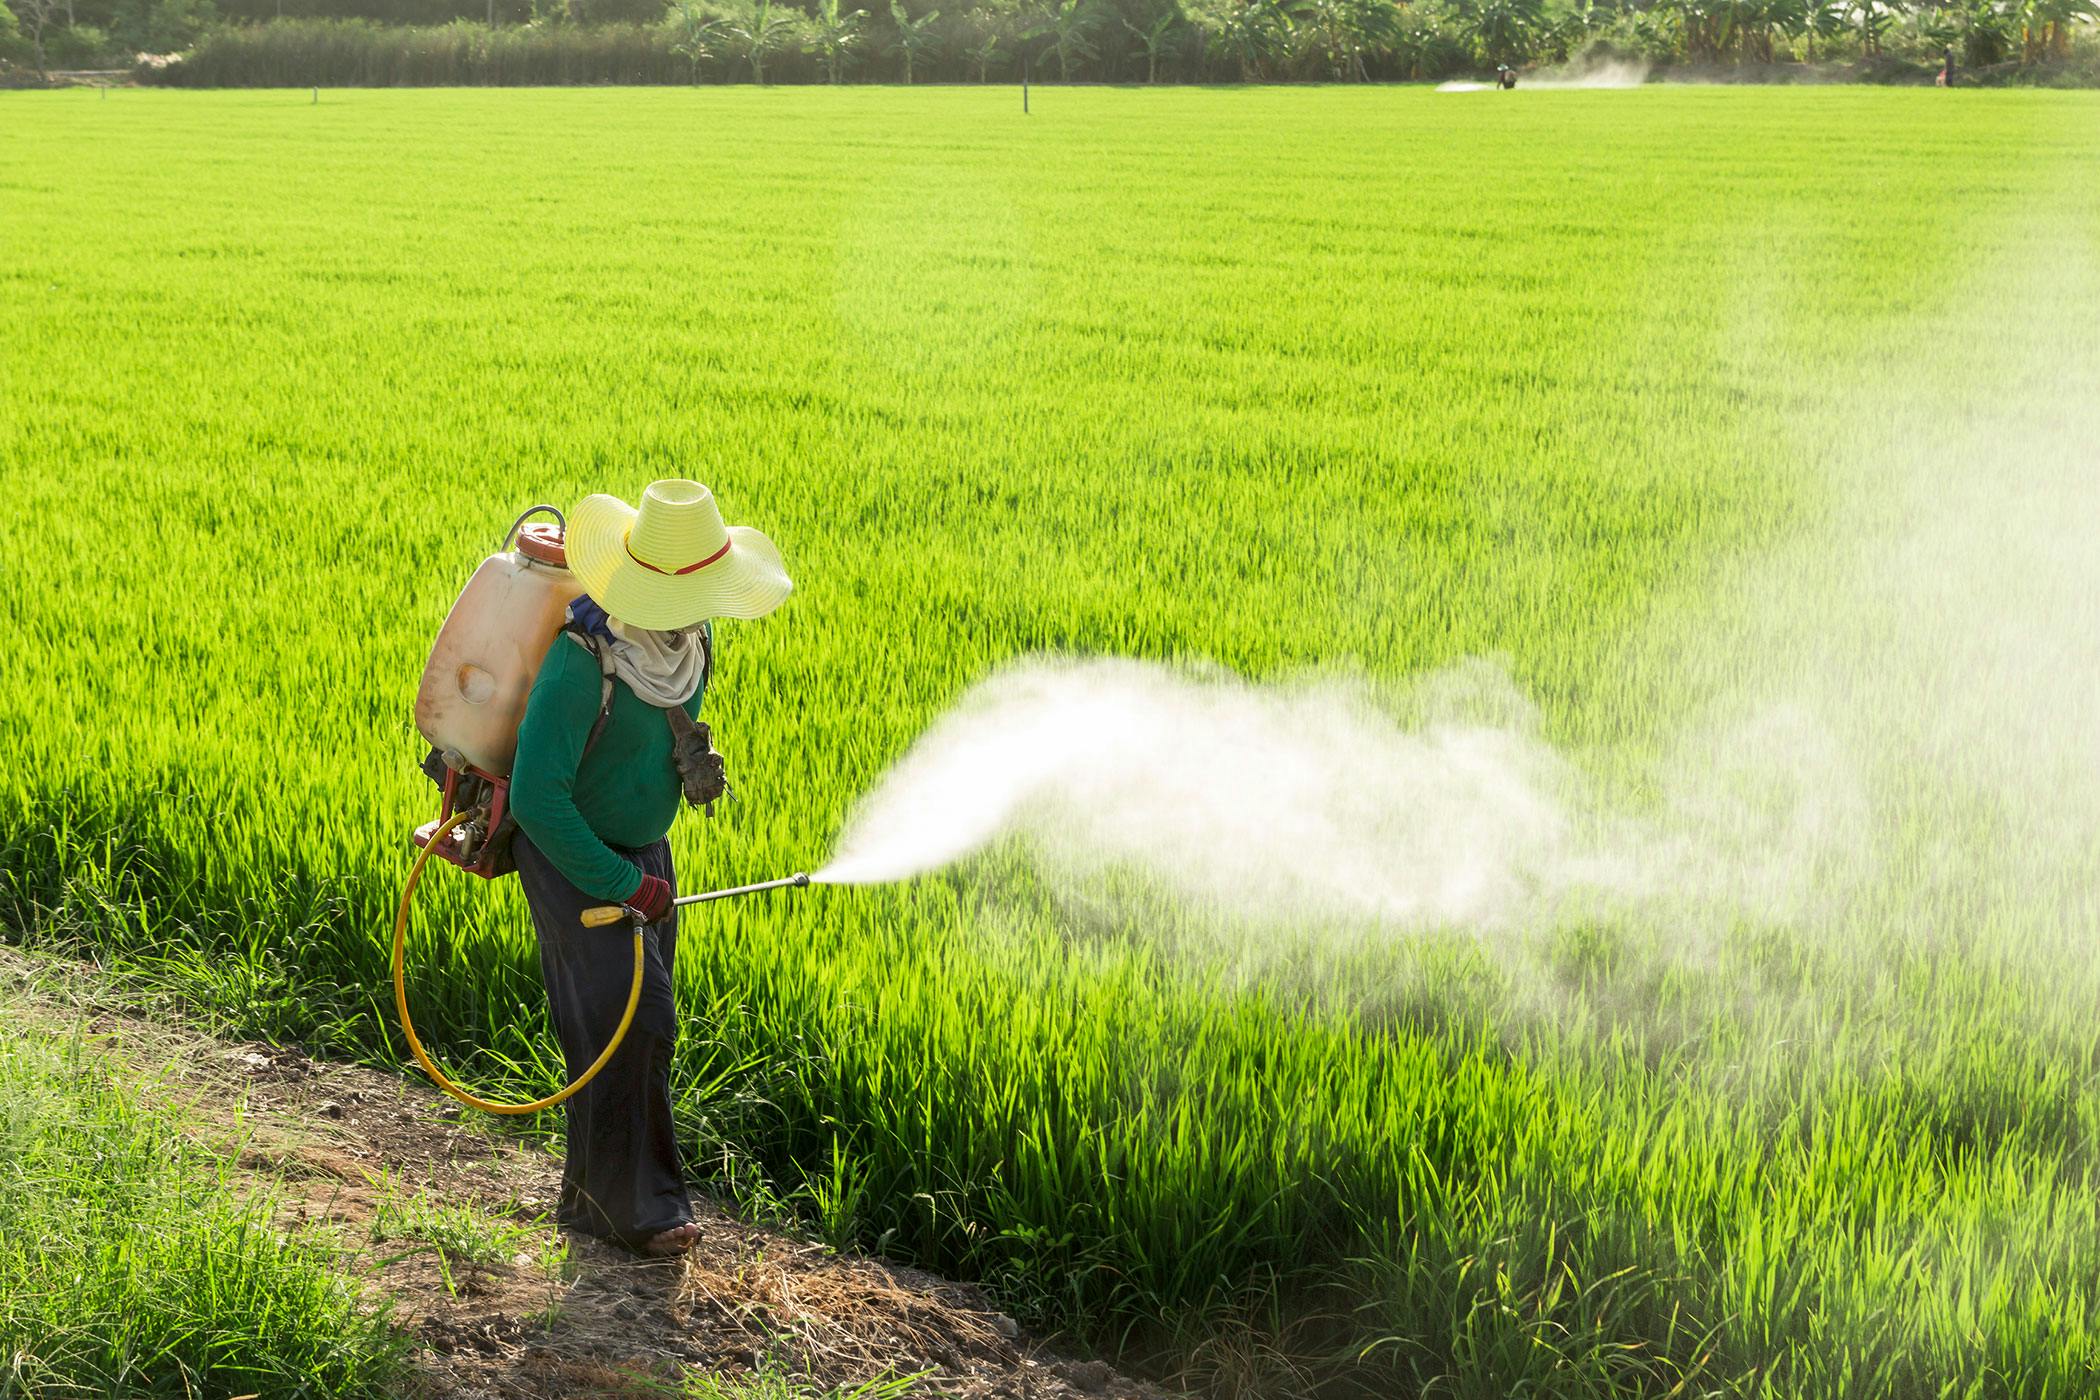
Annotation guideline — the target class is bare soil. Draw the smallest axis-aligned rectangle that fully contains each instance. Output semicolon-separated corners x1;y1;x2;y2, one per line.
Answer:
0;947;1172;1400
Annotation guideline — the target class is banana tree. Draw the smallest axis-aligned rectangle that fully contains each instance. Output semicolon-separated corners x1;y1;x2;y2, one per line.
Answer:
1844;0;1901;53
959;0;1017;77
887;0;945;79
1734;0;1788;60
665;0;729;80
810;0;869;79
725;0;802;83
1657;0;1756;62
1121;2;1185;80
2017;0;2095;59
1386;10;1447;75
1544;0;1608;59
1795;0;1844;56
1952;0;2014;62
1290;0;1397;78
1192;0;1287;77
1450;0;1542;64
1023;0;1105;78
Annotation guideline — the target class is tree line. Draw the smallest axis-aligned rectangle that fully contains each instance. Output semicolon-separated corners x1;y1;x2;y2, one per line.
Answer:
5;0;2095;84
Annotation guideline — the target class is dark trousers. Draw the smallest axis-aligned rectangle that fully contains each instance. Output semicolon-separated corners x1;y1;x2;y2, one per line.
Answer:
513;831;692;1249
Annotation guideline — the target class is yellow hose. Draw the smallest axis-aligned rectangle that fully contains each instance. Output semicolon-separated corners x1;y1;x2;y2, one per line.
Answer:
392;809;644;1115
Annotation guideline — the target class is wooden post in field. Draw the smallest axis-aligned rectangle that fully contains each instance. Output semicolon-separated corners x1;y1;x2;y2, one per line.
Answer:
1022;51;1029;114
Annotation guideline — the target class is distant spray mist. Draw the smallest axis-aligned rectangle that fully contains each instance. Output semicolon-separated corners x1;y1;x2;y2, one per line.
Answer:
1437;59;1650;92
819;658;1604;926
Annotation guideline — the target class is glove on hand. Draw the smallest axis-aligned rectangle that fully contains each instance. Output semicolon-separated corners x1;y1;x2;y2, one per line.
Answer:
568;595;616;644
629;874;673;924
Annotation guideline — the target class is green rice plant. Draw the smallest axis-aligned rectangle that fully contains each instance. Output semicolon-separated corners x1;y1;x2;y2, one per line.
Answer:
1;85;2098;1396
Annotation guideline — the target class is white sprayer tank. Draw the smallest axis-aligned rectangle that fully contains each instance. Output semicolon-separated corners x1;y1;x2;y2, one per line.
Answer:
414;521;574;778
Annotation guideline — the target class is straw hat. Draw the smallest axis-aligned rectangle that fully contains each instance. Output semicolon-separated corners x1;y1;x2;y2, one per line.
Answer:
565;480;792;630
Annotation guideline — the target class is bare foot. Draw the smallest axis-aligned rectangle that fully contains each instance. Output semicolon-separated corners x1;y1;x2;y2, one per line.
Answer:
643;1222;700;1258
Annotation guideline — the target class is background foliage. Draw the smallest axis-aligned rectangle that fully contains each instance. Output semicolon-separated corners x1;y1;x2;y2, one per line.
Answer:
3;0;2095;85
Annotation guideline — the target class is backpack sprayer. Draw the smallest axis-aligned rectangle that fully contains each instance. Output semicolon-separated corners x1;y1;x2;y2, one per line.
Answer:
394;505;807;1115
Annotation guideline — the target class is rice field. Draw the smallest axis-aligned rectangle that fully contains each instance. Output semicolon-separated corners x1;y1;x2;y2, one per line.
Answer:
4;85;2100;1395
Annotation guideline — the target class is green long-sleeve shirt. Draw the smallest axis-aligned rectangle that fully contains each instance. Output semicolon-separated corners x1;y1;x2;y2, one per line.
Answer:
510;634;705;903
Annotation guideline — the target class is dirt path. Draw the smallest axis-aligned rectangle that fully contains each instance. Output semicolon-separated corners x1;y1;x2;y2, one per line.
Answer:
0;948;1168;1400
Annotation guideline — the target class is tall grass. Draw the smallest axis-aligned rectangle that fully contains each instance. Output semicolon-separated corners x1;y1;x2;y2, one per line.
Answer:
1;86;2098;1394
0;1020;406;1396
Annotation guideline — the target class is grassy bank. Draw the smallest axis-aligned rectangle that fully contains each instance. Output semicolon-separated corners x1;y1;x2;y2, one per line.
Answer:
3;86;2099;1394
0;1008;405;1396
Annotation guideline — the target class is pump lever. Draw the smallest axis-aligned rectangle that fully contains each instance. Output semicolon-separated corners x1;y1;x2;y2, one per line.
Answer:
580;872;811;927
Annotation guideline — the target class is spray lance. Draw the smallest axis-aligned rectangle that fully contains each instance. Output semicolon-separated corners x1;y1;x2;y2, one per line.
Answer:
393;506;810;1116
579;871;812;927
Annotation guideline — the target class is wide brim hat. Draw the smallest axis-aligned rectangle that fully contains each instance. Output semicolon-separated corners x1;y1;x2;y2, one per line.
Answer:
566;480;792;630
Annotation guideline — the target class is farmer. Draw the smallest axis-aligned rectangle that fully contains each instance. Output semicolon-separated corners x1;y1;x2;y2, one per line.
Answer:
1936;45;1954;86
1498;64;1517;89
509;480;791;1258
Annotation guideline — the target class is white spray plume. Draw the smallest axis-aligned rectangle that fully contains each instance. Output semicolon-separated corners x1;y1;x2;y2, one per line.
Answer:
818;659;1588;927
816;656;1844;935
